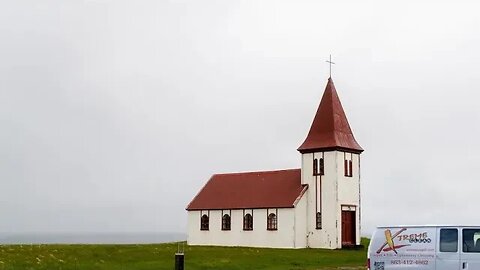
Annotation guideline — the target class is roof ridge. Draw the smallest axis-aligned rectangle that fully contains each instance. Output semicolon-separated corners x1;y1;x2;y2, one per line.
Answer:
213;168;300;176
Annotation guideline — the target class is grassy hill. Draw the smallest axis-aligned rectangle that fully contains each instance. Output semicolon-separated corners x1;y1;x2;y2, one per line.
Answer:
0;239;369;270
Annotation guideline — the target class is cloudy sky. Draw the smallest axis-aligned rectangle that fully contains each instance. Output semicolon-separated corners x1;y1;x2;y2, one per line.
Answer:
1;0;480;236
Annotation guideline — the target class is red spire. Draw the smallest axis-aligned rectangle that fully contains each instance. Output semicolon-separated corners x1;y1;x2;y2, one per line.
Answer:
297;78;363;153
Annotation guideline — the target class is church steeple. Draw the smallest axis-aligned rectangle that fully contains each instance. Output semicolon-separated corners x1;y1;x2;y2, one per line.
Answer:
297;78;363;153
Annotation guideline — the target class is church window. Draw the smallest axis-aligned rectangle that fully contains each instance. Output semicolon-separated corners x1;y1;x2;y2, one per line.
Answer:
243;213;253;231
349;160;353;177
313;157;324;176
267;213;277;230
316;212;322;229
319;158;325;175
343;152;354;177
200;214;209;231
344;156;353;177
344;159;348;176
222;214;231;231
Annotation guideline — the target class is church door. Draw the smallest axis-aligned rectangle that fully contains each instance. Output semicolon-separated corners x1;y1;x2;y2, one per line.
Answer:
341;210;356;247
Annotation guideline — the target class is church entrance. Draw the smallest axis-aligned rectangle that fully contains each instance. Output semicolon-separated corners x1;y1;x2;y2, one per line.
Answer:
341;206;356;247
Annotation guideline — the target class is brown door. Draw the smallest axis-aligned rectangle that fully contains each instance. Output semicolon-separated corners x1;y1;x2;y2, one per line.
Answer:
341;210;356;246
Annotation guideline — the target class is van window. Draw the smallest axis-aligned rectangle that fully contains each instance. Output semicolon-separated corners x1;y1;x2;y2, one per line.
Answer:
440;228;458;252
463;229;480;253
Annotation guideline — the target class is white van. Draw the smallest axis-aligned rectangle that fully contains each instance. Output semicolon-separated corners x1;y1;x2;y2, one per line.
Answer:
368;225;480;270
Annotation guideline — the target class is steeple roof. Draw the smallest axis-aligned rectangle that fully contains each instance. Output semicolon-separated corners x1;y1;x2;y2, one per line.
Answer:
297;78;363;154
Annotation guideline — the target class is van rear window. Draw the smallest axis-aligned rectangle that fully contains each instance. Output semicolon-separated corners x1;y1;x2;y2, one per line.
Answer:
440;229;458;252
462;229;480;253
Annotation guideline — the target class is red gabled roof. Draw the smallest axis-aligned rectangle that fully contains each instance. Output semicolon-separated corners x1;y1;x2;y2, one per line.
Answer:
297;78;363;154
186;169;307;210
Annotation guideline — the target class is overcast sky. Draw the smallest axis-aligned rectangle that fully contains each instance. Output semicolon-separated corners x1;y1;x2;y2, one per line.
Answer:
1;0;480;236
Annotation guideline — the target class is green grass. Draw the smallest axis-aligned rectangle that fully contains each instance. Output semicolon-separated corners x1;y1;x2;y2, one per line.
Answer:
0;238;369;270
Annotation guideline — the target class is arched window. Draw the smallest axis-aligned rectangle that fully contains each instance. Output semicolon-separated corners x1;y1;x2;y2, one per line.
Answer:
313;157;325;176
222;214;231;231
344;154;353;177
349;160;353;177
200;214;209;231
344;159;348;176
243;213;253;231
267;213;277;230
319;158;325;175
316;212;322;229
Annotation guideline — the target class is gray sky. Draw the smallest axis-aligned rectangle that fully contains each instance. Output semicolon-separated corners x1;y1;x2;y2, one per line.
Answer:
1;0;480;235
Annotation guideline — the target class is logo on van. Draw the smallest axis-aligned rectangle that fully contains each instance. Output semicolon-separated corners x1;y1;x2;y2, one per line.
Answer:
376;228;411;254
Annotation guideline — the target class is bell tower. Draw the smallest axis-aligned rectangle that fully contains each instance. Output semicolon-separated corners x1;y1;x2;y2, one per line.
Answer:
298;78;363;249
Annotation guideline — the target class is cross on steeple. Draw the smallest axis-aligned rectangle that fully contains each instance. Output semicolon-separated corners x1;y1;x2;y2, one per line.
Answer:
326;54;335;78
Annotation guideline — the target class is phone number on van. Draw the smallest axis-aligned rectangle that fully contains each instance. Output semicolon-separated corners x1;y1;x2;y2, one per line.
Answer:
391;259;429;265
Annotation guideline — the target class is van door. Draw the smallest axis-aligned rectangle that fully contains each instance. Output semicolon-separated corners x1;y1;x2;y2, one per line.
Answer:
436;228;461;270
460;228;480;270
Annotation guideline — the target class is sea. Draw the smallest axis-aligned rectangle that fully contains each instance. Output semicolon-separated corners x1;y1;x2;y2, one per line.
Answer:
0;232;186;244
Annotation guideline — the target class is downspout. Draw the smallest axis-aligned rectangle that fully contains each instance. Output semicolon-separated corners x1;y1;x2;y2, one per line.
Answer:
358;154;361;246
293;207;296;248
336;151;340;249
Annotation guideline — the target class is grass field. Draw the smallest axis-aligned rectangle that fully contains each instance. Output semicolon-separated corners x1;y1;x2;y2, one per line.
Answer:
0;239;369;270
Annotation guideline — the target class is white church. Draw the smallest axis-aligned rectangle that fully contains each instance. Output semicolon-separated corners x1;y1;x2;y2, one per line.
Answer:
186;77;363;249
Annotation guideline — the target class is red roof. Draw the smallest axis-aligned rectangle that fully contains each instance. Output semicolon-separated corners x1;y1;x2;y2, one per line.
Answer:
297;78;363;153
186;169;307;210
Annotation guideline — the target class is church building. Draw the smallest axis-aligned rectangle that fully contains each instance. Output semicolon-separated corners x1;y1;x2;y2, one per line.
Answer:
186;77;363;249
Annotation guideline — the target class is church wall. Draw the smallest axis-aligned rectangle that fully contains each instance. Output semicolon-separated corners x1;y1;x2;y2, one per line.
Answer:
294;192;307;248
302;151;340;249
337;153;361;245
187;207;300;248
